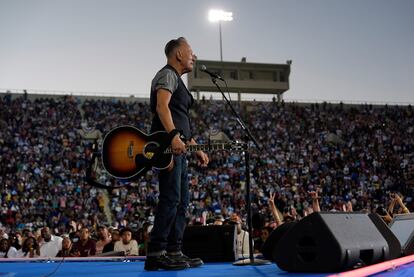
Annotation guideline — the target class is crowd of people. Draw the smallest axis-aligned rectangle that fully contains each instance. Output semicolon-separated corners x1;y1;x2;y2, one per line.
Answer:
0;92;413;258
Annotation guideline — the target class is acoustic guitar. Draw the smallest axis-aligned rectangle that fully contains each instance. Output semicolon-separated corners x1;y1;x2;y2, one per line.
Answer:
102;125;245;181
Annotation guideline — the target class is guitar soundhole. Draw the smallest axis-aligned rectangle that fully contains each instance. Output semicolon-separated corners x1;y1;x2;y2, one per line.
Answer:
143;142;159;160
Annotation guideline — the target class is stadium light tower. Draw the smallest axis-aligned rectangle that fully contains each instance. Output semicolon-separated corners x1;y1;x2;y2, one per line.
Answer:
208;9;233;62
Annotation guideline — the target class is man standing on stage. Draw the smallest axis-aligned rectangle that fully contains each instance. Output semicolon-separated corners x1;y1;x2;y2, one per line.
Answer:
144;37;209;271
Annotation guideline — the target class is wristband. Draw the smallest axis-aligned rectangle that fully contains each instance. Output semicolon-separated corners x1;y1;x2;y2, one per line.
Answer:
168;129;181;142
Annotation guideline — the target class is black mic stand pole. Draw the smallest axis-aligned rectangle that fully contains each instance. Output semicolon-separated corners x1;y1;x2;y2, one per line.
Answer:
210;77;269;266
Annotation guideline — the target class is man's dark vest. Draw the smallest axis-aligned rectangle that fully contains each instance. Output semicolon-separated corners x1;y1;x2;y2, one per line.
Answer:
150;64;194;139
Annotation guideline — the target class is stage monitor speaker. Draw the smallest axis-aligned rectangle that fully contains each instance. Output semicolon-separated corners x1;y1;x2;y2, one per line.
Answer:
182;224;237;262
261;221;297;261
273;212;399;272
389;213;414;256
368;213;402;259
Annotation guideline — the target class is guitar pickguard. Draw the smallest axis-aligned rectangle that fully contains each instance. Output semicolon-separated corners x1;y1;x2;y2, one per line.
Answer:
143;141;159;160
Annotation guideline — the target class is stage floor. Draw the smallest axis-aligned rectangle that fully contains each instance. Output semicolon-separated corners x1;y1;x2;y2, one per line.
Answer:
0;257;413;277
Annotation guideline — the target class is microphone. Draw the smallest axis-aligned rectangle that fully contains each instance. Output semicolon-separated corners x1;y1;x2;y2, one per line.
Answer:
200;65;224;81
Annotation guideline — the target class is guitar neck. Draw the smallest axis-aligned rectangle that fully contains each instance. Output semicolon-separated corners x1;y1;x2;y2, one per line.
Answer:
164;143;231;153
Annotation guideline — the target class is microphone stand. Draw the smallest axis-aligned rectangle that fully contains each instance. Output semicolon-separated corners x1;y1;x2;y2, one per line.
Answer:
209;77;269;266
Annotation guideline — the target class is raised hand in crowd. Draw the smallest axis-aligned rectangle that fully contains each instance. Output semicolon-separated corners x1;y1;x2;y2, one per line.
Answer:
393;193;410;214
345;200;353;212
382;211;394;224
307;189;321;212
268;191;283;226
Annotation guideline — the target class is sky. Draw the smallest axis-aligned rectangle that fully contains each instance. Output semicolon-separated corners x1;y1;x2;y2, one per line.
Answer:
0;0;413;103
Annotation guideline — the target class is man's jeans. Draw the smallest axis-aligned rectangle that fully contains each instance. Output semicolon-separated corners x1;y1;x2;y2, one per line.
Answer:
148;155;189;255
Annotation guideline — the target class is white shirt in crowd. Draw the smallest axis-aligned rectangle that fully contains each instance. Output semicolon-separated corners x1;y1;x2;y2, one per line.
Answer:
16;248;40;258
0;246;18;258
114;240;139;256
40;235;63;257
236;230;251;259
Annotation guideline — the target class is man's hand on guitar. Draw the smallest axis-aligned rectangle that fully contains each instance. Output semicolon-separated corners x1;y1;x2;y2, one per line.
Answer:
171;134;186;155
196;150;209;167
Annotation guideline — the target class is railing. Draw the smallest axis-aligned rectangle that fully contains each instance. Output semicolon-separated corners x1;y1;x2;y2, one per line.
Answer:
1;88;413;106
0;88;137;98
283;98;414;106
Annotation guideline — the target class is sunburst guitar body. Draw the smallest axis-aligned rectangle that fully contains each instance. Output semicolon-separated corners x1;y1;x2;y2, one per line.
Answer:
102;125;245;181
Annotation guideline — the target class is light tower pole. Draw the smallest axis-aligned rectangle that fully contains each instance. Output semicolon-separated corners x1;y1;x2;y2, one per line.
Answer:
208;9;233;62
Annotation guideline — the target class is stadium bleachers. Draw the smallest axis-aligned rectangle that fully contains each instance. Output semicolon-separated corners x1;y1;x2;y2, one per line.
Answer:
0;93;413;255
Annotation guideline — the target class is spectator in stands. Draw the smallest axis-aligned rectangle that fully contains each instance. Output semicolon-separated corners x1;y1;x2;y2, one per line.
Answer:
138;222;152;256
8;232;21;250
268;192;283;227
229;214;250;259
72;227;96;257
261;226;273;243
388;193;410;215
17;236;40;258
0;227;8;239
378;192;411;224
39;227;63;257
102;228;120;254
213;215;225;225
0;238;18;258
21;229;33;245
95;225;111;255
376;206;393;224
308;189;321;213
56;236;76;257
114;227;138;256
254;226;273;253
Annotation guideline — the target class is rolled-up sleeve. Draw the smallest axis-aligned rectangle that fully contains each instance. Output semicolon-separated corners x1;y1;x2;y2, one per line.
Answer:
154;69;179;94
